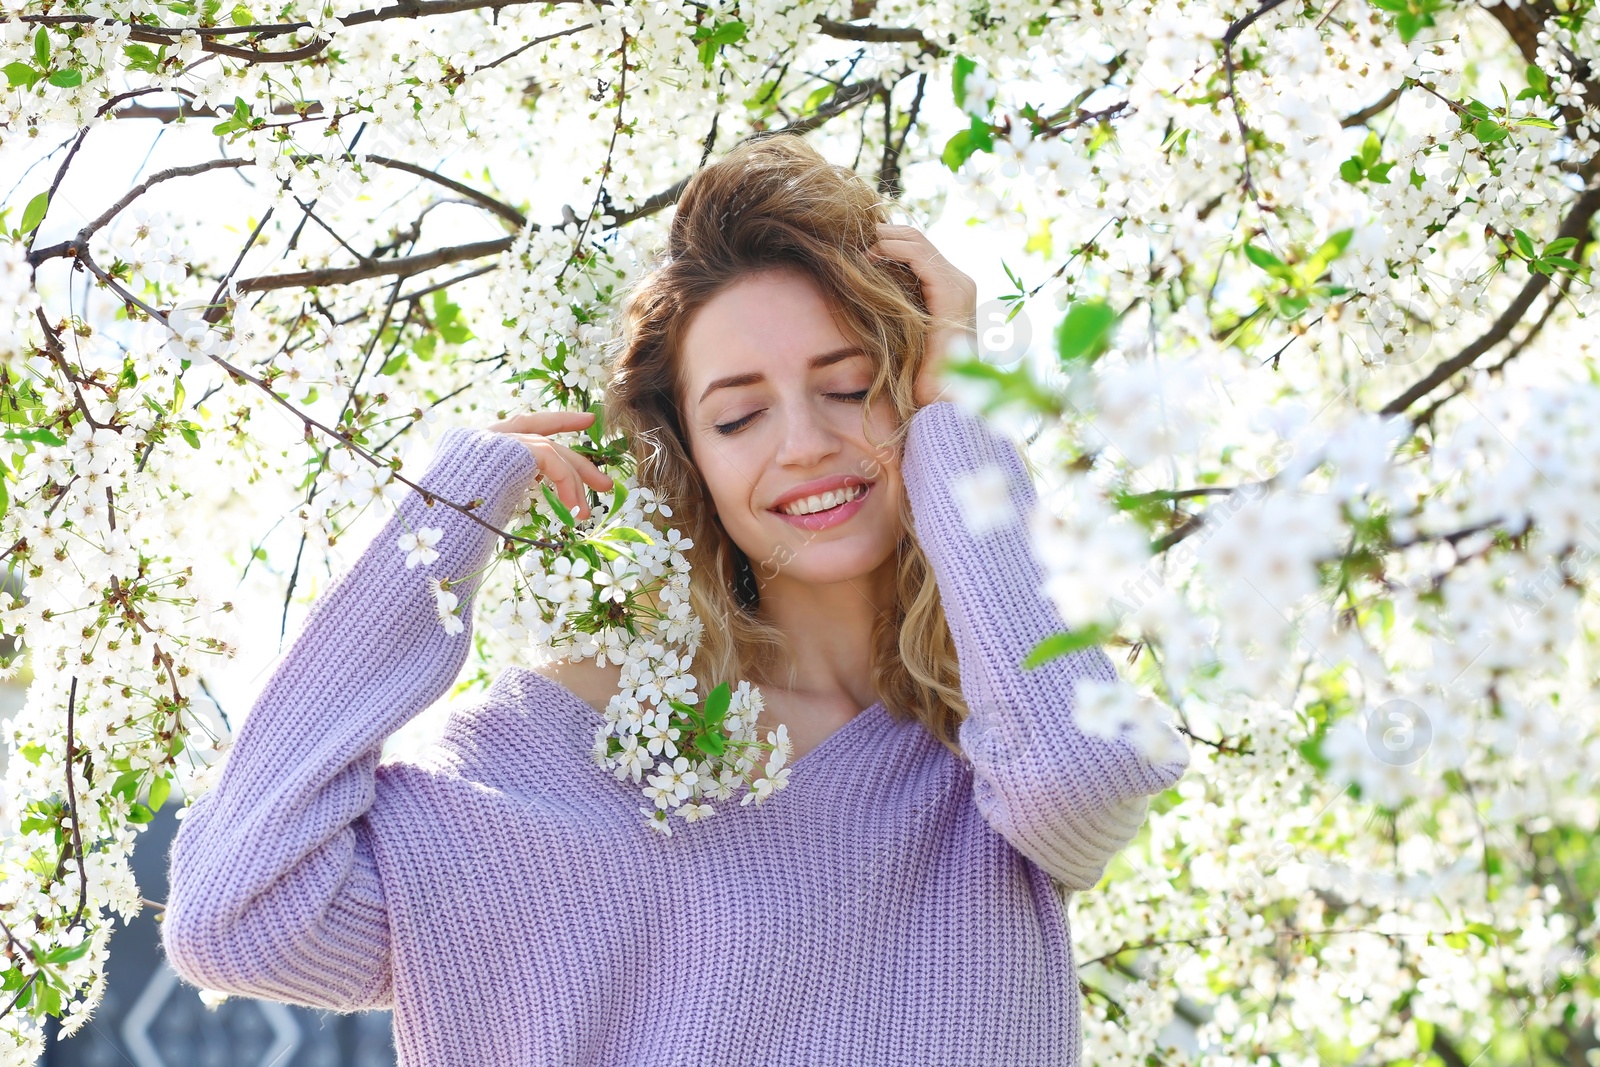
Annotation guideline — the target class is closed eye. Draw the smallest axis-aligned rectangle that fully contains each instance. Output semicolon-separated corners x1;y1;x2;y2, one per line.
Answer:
712;389;871;436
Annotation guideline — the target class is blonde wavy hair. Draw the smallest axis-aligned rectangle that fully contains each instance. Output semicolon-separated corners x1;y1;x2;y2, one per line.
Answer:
603;134;970;754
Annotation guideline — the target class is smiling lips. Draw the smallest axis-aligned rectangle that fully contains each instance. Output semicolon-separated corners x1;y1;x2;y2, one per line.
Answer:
769;481;873;531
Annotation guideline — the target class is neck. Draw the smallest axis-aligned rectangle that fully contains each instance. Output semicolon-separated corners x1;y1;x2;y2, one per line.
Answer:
753;557;896;710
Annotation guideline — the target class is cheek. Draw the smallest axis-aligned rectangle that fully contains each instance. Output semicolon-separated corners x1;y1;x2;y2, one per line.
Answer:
691;435;757;516
860;409;902;481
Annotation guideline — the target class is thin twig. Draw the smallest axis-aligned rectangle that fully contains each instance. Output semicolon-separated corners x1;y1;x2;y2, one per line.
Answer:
1220;0;1292;202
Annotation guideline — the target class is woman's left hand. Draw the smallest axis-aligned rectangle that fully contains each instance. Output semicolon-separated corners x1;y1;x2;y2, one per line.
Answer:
867;222;978;408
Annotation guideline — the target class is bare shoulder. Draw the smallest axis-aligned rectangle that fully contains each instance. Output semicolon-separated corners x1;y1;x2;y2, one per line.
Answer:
530;655;625;716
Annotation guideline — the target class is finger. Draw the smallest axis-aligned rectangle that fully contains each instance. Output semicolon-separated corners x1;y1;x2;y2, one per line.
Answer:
548;439;614;492
488;410;597;435
526;440;591;519
869;237;938;265
876;240;969;287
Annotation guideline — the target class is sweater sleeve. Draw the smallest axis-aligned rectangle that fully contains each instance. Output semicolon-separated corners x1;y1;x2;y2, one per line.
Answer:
901;401;1190;892
161;426;539;1009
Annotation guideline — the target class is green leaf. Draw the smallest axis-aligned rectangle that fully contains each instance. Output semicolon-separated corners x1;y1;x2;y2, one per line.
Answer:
122;43;160;72
798;83;834;117
1243;242;1286;271
1023;625;1109;669
609;480;629;516
942;127;978;171
1513;228;1536;258
940;115;995;172
692;20;746;68
179;423;201;449
1395;11;1431;42
33;28;49;69
19;743;45;765
1277;293;1311;317
698;730;725;757
1526;62;1549;93
1367;161;1394;183
36;982;59;1016
42;938;92;965
1312;228;1354;262
701;681;731;727
709;19;746;46
1473;119;1507;143
148;775;171;811
606;526;654;545
19;191;48;236
3;427;64;447
1054;299;1116;365
951;54;977;109
111;771;142;802
47;69;82;88
743;79;780;115
1545;237;1579;256
1360;131;1382;166
19;808;56;835
128;802;155;824
540;482;575;527
4;62;40;89
1339;158;1365;184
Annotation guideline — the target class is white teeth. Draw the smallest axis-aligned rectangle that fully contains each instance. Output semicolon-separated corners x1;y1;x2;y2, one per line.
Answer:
779;483;867;516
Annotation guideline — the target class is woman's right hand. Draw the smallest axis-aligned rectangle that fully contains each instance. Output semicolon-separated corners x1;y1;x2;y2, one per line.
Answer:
487;410;615;522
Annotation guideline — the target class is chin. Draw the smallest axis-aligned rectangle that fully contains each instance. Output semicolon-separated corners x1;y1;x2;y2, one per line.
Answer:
754;534;899;587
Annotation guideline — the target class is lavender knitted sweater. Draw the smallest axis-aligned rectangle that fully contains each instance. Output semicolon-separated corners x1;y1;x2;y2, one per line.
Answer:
162;400;1189;1066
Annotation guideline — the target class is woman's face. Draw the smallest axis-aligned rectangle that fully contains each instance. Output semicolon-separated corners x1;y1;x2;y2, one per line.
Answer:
677;267;904;597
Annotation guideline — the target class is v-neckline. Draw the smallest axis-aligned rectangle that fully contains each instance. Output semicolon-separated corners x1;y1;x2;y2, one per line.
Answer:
520;668;886;776
784;699;887;773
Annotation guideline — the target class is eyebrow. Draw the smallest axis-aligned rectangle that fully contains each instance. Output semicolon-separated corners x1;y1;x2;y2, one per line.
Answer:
696;347;869;405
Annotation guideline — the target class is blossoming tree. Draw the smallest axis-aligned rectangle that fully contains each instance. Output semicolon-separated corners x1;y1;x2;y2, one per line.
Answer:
0;0;1597;1062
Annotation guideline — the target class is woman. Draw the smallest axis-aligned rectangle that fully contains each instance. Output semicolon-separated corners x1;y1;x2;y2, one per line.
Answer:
162;135;1189;1066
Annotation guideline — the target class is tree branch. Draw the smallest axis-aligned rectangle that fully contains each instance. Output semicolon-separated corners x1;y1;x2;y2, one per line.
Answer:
233;236;516;292
1339;87;1402;128
1220;0;1292;201
1379;182;1600;416
27;158;253;266
607;78;879;228
813;17;947;57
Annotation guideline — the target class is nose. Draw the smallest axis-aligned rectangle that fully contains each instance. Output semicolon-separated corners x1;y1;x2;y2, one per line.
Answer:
773;397;842;470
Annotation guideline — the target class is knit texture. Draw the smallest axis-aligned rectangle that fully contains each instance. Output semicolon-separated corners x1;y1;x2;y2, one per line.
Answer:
162;400;1190;1067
